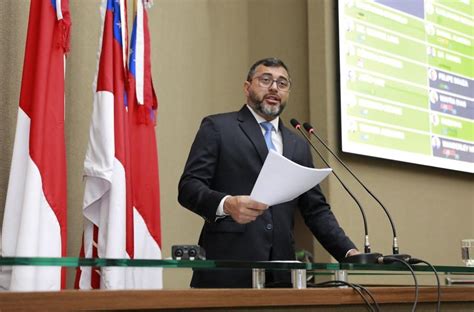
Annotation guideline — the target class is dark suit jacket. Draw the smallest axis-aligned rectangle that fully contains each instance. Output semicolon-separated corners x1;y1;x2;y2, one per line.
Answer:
178;105;355;288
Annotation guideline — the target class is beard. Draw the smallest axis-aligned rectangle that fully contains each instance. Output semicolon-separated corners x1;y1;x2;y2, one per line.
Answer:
248;89;287;118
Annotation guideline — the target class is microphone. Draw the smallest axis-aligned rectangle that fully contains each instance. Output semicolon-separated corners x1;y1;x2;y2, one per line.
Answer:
302;122;410;261
290;118;382;264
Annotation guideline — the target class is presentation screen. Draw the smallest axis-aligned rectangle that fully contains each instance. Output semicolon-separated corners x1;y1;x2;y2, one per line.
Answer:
338;0;473;173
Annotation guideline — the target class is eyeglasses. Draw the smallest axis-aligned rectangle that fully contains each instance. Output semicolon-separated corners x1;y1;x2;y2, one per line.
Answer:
250;74;291;91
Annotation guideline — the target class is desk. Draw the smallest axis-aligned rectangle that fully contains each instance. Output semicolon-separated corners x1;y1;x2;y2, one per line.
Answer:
0;287;473;311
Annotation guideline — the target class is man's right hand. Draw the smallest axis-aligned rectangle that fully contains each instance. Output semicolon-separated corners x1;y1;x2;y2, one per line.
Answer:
223;196;268;224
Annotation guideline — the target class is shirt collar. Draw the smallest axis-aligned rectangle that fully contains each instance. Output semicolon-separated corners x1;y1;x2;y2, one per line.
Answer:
246;104;279;132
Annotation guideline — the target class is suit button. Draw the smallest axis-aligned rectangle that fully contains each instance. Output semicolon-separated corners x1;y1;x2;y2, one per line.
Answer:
265;224;273;230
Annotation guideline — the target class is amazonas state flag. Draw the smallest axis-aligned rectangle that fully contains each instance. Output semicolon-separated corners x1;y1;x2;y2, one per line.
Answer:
76;0;162;289
76;0;131;289
127;0;162;288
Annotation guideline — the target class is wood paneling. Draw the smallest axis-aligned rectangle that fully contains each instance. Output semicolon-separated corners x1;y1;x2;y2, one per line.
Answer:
0;287;472;311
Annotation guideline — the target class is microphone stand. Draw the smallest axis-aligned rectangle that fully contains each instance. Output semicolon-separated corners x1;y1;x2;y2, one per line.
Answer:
302;122;411;262
290;119;382;264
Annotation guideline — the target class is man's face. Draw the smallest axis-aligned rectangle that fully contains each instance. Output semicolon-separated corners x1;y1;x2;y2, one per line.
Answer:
244;65;290;121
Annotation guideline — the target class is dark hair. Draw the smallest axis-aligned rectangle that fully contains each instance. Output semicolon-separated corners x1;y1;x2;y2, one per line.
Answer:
246;57;290;81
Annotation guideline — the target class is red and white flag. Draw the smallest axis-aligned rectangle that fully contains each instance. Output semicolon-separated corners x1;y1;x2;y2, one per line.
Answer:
1;0;71;291
76;0;162;289
75;0;130;289
127;0;162;288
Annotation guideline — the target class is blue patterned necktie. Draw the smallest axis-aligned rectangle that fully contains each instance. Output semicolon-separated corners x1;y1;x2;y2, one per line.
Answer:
260;121;276;151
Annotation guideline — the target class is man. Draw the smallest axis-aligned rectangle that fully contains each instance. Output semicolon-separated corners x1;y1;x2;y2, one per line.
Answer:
178;57;357;288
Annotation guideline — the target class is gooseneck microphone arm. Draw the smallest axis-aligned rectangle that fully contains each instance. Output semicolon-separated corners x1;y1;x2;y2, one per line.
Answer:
302;122;400;255
290;119;376;257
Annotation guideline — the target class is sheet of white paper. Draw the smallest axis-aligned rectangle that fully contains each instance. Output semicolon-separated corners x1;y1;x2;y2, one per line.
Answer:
250;150;332;206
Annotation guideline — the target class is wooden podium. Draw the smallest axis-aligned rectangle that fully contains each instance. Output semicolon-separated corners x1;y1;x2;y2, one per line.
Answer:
0;286;473;311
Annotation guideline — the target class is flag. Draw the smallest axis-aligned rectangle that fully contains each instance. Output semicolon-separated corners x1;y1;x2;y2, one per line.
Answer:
75;0;131;289
127;0;162;288
1;0;71;291
76;0;162;289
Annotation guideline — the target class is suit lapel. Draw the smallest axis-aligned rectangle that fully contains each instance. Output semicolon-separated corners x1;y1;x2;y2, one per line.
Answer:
281;120;296;160
238;105;268;163
237;105;297;162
